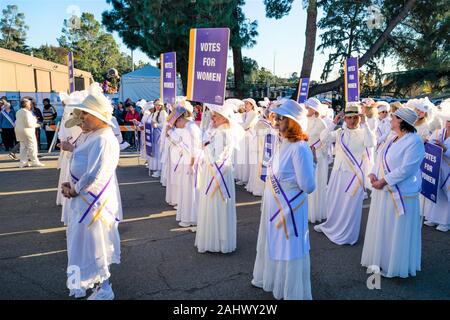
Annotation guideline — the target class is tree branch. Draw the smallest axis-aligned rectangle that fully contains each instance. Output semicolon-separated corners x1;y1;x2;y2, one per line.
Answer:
309;0;417;97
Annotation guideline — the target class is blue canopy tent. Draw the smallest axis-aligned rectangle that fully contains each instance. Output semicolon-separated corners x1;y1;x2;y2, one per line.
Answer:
119;65;183;102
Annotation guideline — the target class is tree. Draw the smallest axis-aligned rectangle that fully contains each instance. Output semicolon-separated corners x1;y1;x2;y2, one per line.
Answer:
265;0;317;99
242;56;259;82
33;44;69;65
309;0;417;96
0;4;29;53
102;0;258;95
58;12;133;81
383;0;449;94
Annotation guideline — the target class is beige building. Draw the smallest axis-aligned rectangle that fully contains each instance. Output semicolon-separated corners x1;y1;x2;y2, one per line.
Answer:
0;47;93;93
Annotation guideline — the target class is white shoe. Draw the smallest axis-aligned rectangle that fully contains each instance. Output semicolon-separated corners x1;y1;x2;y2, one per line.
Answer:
424;221;437;227
19;163;30;168
190;227;197;233
363;192;369;200
174;205;178;210
152;171;160;178
87;285;114;300
178;222;191;227
314;225;323;233
436;224;449;232
30;162;45;167
236;181;244;186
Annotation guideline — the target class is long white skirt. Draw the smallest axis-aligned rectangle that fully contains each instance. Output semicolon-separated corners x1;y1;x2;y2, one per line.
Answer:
235;135;250;183
195;163;236;253
361;190;421;278
176;164;198;225
252;193;312;300
308;154;328;223
57;151;71;211
149;138;162;171
319;170;364;245
66;215;121;296
423;188;450;226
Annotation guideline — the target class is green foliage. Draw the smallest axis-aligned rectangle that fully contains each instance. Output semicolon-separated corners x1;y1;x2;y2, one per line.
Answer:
102;0;258;89
33;44;69;65
58;12;132;81
0;4;29;53
317;0;386;81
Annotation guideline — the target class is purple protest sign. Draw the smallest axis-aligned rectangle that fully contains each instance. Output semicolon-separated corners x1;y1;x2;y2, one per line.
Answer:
421;142;443;203
187;28;230;105
296;78;310;103
68;52;75;93
344;57;359;103
160;52;176;105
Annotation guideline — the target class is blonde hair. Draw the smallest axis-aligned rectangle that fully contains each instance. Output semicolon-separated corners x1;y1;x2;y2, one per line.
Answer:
390;102;402;114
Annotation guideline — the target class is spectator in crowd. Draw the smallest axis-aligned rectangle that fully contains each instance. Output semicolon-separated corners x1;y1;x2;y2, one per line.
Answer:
113;102;126;125
23;97;44;151
14;99;44;167
0;99;17;151
194;103;203;123
42;98;58;151
124;103;141;148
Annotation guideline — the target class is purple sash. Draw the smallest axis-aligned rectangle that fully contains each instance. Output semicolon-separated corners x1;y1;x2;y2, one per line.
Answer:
145;120;153;157
70;172;117;223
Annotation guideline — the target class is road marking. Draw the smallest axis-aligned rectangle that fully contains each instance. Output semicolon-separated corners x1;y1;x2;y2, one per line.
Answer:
236;200;261;207
0;180;159;196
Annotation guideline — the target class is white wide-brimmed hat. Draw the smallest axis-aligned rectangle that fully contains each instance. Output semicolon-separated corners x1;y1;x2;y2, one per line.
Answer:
375;101;390;112
439;111;450;123
361;98;375;107
225;98;245;112
407;97;434;114
304;97;324;113
345;102;362;116
72;91;115;127
206;102;237;123
243;98;257;110
271;99;308;130
394;107;417;126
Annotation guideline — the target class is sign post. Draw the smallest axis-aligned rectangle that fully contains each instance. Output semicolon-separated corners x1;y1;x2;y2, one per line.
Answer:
186;28;230;105
421;142;443;203
344;57;359;103
160;52;177;106
296;78;310;103
68;52;75;93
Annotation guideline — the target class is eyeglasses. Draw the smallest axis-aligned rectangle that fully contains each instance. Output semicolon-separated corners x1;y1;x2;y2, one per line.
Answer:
274;115;285;121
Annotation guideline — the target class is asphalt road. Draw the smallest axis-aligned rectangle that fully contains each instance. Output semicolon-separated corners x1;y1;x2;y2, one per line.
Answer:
0;152;448;300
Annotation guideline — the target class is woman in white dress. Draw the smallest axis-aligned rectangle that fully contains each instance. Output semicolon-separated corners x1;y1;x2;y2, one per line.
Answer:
250;107;277;197
361;107;425;278
374;101;392;153
252;99;315;300
237;98;258;186
195;102;244;253
61;91;122;300
56;92;85;207
407;98;432;141
423;112;450;232
14;99;44;168
149;101;167;178
314;103;376;245
167;104;202;227
305;98;328;223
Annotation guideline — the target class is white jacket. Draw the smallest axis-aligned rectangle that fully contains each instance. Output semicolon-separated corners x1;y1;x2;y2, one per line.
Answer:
14;108;39;141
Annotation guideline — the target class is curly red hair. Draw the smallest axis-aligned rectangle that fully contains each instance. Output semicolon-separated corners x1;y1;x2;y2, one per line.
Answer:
284;118;308;142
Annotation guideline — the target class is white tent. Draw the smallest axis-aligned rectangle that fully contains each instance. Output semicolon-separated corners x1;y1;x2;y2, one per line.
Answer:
119;65;183;102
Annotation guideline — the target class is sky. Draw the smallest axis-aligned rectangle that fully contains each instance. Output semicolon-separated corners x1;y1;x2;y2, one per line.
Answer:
1;0;401;81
